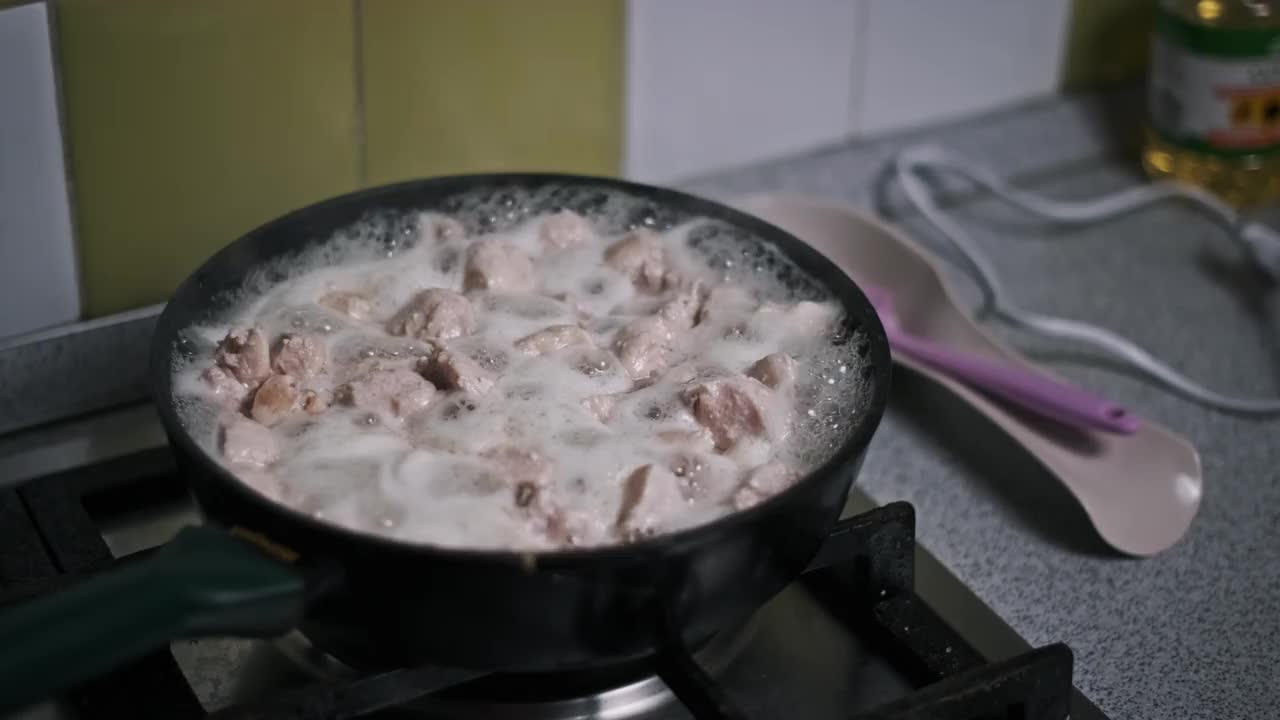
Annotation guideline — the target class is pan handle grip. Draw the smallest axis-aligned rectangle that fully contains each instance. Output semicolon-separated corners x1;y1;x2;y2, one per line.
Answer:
0;525;306;713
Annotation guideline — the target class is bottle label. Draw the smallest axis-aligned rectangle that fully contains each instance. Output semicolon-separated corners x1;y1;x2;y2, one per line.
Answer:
1150;12;1280;155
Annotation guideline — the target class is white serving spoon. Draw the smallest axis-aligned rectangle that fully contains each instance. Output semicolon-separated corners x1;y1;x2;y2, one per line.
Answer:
733;193;1202;557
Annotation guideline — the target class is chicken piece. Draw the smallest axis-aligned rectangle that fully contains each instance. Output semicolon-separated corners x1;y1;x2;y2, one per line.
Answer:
393;382;437;418
222;417;279;468
657;428;714;448
251;374;302;426
605;230;668;293
418;349;496;395
431;215;466;241
616;464;687;539
482;447;590;544
514;324;594;355
571;347;619;378
544;505;610;547
387;288;478;342
667;451;710;500
214;328;271;385
200;365;249;407
344;366;437;418
582;393;621;423
272;334;326;380
301;389;328;415
656;281;703;330
680;376;784;451
463;238;536;292
746;352;797;390
757;300;835;337
482;446;554;506
731;462;800;510
539;210;594;251
697;285;754;326
613;316;675;382
319;291;373;321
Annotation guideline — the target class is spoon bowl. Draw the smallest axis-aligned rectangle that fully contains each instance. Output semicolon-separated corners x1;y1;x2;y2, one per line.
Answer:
732;193;1202;557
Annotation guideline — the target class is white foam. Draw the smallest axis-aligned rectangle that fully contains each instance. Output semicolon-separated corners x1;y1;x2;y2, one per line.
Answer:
171;186;869;549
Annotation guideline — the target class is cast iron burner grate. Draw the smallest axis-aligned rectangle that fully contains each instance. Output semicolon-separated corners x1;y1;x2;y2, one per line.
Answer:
0;448;1076;720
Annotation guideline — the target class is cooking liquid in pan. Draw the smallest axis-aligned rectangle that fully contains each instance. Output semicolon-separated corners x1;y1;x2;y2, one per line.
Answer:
171;186;872;550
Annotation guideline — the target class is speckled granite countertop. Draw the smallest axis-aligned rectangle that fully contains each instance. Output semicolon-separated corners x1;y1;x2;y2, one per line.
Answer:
687;90;1280;720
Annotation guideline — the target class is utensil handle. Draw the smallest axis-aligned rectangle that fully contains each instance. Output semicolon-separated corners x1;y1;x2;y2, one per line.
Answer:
888;330;1140;434
0;525;307;713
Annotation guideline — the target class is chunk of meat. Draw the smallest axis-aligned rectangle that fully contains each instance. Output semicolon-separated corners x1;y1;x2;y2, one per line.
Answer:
657;428;714;449
482;446;554;504
680;376;785;451
480;447;594;544
387;289;478;341
301;389;328;414
200;365;249;407
344;366;437;418
251;374;301;426
430;215;466;241
222;417;279;468
463;239;535;292
613;316;675;382
418;349;496;395
515;324;594;355
656;281;703;330
757;300;834;336
731;462;800;510
616;465;687;539
319;291;373;321
746;352;796;390
582;393;621;423
667;451;711;499
605;230;668;293
513;482;610;547
570;347;619;378
393;382;437;417
539;210;593;251
272;334;326;379
544;506;610;547
214;328;271;385
697;285;754;326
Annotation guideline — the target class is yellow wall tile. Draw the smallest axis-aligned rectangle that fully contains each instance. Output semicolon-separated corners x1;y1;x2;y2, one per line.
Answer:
360;0;623;185
58;0;361;318
1061;0;1155;91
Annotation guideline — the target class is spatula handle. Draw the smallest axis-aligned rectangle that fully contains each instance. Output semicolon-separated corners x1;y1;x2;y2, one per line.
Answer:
888;330;1140;435
0;526;307;713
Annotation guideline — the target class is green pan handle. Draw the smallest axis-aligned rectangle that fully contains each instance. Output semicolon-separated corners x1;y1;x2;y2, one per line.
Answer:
0;525;307;713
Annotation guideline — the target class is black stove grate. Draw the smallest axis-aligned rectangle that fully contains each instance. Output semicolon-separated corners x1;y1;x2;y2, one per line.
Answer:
0;448;1079;720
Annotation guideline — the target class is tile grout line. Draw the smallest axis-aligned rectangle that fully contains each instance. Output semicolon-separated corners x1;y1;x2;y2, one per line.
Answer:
37;0;86;321
847;0;871;140
351;0;368;187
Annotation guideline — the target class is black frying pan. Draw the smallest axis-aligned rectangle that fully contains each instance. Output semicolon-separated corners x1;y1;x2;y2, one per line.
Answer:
0;174;890;711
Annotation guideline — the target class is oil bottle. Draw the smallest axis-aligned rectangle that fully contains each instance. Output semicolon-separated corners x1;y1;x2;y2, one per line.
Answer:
1144;0;1280;206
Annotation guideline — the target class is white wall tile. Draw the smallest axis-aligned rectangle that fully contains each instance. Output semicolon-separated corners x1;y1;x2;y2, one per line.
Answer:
624;0;859;184
854;0;1071;136
0;2;79;338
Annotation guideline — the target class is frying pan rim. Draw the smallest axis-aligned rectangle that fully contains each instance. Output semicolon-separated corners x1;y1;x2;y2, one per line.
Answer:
149;171;891;565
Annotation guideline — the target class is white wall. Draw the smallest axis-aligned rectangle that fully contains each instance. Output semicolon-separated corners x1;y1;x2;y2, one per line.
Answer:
625;0;1073;183
0;2;79;338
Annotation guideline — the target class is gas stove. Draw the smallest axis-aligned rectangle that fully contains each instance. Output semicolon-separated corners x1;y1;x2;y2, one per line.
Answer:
0;310;1110;720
